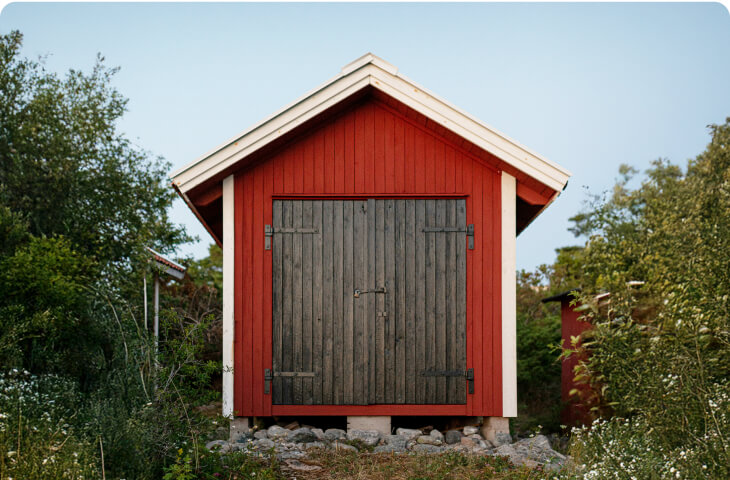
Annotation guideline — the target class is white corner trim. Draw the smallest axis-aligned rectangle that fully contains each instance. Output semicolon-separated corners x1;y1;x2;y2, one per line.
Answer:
501;172;517;418
222;175;235;418
171;55;571;194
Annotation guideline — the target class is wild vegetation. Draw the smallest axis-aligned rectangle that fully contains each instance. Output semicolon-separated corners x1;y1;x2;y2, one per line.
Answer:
1;29;728;479
557;121;730;479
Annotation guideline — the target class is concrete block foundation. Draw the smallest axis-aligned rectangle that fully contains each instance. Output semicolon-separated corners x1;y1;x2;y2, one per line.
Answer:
480;416;511;446
229;417;250;442
347;415;391;434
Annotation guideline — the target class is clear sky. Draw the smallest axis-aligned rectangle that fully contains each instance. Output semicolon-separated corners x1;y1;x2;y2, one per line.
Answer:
2;2;729;271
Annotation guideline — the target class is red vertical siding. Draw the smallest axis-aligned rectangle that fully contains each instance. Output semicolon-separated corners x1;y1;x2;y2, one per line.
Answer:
561;299;591;426
234;96;504;417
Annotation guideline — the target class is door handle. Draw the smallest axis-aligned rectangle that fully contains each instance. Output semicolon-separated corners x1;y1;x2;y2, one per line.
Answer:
354;286;387;298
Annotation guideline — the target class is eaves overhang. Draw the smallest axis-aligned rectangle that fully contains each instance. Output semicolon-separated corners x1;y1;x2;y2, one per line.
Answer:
171;53;572;196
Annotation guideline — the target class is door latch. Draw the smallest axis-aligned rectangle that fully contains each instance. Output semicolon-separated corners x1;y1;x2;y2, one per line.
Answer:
354;286;387;298
264;368;273;394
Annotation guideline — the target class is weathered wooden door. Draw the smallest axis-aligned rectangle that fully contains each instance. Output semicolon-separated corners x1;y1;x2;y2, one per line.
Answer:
271;199;467;405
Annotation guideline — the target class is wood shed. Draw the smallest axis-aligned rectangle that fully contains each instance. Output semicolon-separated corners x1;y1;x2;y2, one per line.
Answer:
171;54;571;434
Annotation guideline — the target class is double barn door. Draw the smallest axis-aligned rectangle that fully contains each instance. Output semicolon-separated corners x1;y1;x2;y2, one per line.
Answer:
270;199;467;405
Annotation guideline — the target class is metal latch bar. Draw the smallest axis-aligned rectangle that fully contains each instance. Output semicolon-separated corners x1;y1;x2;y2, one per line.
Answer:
422;225;474;250
265;225;319;250
264;369;317;394
354;286;387;298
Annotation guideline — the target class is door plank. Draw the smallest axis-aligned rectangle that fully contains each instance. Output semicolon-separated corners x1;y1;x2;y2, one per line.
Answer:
405;199;417;404
272;201;283;404
342;202;354;404
312;201;323;404
456;199;467;402
321;201;334;404
302;201;313;404
333;201;344;404
292;201;303;404
384;200;396;404
281;201;293;404
395;200;407;404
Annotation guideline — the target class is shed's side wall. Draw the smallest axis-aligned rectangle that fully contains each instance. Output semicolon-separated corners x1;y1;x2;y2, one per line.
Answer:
234;96;503;417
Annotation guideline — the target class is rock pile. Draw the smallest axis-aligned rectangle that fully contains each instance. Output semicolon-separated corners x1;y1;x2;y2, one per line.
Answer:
205;424;567;471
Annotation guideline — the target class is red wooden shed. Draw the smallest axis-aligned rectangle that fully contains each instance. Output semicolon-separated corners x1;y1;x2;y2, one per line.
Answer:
171;54;571;436
542;290;592;427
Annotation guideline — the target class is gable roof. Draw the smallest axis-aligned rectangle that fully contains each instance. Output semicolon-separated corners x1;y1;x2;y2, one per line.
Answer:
171;53;571;195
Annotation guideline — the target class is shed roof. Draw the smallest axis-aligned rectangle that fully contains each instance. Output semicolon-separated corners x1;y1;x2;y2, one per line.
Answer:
172;53;570;194
171;54;572;243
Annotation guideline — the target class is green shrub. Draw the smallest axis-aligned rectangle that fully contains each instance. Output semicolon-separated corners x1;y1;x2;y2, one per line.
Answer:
0;370;99;479
564;119;730;478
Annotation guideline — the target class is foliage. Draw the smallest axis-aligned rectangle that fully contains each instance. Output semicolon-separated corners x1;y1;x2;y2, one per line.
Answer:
564;119;730;477
0;370;99;479
0;31;188;282
0;30;229;480
302;449;550;480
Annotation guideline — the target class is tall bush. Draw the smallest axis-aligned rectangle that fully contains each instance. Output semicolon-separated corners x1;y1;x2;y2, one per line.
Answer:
564;120;730;478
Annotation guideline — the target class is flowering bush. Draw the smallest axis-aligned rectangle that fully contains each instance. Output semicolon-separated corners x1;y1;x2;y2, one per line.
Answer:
563;120;730;478
0;369;98;479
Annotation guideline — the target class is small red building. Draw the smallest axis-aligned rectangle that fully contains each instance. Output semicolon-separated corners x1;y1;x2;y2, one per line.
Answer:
172;54;571;435
542;290;592;427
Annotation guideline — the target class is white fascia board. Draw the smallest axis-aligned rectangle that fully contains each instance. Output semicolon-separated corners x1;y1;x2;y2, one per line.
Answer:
341;52;398;75
172;68;371;193
172;57;571;194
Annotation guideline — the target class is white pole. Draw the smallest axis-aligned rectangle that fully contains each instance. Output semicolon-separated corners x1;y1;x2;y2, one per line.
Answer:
143;273;148;331
154;273;159;360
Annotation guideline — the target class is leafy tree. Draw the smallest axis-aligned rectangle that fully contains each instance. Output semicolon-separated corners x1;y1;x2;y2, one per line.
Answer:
565;120;730;478
0;30;191;383
0;30;187;281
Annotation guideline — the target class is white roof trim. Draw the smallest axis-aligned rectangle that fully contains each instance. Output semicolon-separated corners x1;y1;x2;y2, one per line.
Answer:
172;53;571;193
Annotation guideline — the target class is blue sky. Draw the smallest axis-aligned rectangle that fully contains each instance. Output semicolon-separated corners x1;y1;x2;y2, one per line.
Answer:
2;2;729;271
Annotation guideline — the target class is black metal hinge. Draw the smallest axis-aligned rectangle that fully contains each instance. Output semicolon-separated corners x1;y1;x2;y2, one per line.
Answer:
264;369;316;394
420;368;474;394
422;224;475;250
264;225;319;250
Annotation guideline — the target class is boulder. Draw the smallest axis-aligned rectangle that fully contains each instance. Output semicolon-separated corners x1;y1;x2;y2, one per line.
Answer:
429;429;444;443
205;439;229;451
493;435;567;469
491;432;512;447
267;425;290;441
253;438;276;450
332;440;358;452
444;430;462;445
383;434;408;449
311;428;326;441
303;441;326;450
277;450;306;460
287;427;317;444
512;435;567;465
284;458;322;472
463;426;479;436
416;435;442;446
395;427;422;441
460;436;478;449
324;428;347;442
347;429;381;447
374;444;407;454
253;430;269;440
412;444;443;454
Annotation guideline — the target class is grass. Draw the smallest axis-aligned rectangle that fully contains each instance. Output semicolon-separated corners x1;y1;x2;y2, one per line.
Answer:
274;449;551;480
